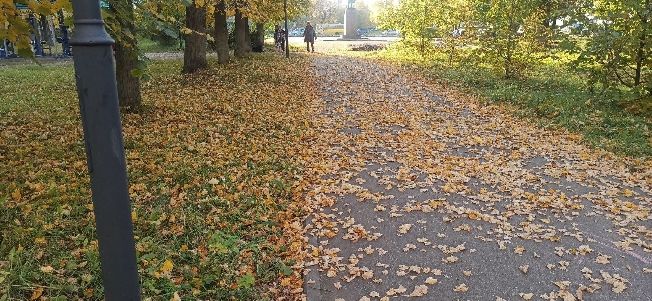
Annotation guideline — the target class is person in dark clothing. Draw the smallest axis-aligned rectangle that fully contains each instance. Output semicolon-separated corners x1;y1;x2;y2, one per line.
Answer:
274;24;286;52
303;21;316;52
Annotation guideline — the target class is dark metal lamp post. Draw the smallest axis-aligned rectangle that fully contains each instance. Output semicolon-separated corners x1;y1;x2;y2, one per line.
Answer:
69;1;141;300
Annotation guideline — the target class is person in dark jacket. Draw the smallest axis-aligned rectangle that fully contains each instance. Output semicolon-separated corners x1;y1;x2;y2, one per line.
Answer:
274;24;285;52
303;21;316;52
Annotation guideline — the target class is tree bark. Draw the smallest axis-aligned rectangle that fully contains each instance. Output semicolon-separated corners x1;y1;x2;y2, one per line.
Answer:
182;1;207;74
255;22;265;48
634;0;649;87
113;43;141;107
244;17;252;53
111;0;141;108
214;0;230;64
234;10;247;57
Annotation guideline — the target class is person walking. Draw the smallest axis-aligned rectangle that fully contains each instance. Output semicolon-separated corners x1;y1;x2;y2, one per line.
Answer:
274;24;285;52
303;21;316;52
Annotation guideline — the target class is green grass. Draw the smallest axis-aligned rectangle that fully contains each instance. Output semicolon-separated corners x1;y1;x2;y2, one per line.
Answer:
364;42;652;157
138;37;181;53
0;64;76;118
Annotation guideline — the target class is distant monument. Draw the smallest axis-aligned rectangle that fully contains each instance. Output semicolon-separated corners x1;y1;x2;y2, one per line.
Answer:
343;0;360;39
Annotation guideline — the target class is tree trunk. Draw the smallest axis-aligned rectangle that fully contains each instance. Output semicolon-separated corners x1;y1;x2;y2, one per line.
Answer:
255;22;265;48
111;0;141;108
214;0;230;64
244;17;252;53
114;42;141;108
234;10;247;57
634;0;649;87
182;1;207;74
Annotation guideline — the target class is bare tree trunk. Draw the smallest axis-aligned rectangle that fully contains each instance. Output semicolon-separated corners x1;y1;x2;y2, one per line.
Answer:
114;43;141;107
634;0;649;87
214;0;229;64
110;0;141;108
234;10;247;57
182;1;207;74
244;17;252;53
256;22;265;48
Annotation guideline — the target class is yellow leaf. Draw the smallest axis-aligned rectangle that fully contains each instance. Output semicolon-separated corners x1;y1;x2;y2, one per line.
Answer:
12;188;21;200
30;287;44;300
40;266;54;273
280;277;292;287
621;189;634;197
429;200;443;208
161;259;174;272
170;292;181;301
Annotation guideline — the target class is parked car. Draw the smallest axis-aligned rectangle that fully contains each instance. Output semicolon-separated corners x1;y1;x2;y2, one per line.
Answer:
289;28;305;37
381;29;399;37
357;28;369;36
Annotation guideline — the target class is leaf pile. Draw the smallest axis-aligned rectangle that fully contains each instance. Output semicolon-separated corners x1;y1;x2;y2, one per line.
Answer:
0;55;316;300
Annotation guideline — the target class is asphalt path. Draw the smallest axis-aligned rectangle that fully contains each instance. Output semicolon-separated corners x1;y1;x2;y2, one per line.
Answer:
301;55;651;300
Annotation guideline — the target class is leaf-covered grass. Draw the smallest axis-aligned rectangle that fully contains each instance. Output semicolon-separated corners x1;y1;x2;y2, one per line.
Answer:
360;42;652;157
0;54;315;300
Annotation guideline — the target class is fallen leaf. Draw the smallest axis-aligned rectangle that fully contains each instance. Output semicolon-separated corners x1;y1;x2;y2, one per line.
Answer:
398;224;412;234
595;254;611;264
30;287;44;301
160;259;174;273
170;292;181;301
453;283;468;292
425;277;438;284
408;285;428;297
387;285;407;296
40;266;54;273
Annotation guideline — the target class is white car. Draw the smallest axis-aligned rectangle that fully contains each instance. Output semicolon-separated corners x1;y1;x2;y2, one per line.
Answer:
382;29;399;37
